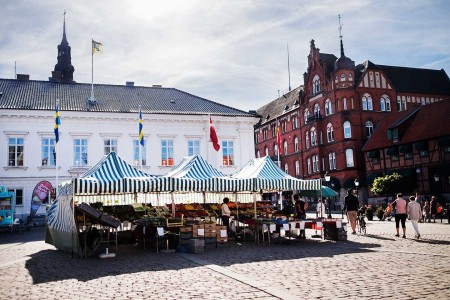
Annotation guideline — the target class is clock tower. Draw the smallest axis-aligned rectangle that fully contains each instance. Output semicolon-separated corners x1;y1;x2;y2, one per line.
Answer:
52;12;75;83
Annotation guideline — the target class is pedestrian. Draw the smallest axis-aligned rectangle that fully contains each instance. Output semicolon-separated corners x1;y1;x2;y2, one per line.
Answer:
407;196;422;239
430;196;438;223
344;189;359;234
316;199;326;219
393;193;407;238
221;197;231;233
422;201;430;223
294;194;306;238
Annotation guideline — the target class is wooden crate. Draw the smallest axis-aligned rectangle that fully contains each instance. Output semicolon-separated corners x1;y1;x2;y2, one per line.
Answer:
179;226;192;232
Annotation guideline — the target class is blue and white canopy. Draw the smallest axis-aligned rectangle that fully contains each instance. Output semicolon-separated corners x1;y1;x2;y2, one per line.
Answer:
73;152;153;195
232;156;321;191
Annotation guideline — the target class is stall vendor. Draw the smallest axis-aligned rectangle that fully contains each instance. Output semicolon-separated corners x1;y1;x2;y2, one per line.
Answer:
221;197;231;232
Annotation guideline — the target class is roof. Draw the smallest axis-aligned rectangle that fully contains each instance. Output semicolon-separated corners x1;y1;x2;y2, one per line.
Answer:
320;53;338;75
0;78;253;117
362;100;450;151
163;154;225;179
256;86;302;125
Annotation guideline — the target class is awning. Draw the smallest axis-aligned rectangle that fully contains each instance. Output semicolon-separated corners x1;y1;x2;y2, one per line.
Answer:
386;147;399;155
399;144;412;153
366;172;382;185
414;141;428;151
438;136;450;147
368;150;380;158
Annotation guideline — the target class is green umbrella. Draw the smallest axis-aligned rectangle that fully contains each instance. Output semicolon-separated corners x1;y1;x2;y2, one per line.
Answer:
299;186;338;197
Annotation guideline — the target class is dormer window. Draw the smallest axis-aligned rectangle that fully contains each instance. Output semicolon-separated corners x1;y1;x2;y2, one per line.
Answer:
387;128;399;142
340;74;346;81
348;73;353;81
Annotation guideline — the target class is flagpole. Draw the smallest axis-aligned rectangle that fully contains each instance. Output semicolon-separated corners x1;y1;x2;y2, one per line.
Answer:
207;114;210;162
276;117;280;168
139;105;143;171
55;99;60;199
90;38;94;101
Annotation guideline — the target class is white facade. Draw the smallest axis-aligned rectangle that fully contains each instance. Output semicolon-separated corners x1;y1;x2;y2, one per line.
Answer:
1;109;258;220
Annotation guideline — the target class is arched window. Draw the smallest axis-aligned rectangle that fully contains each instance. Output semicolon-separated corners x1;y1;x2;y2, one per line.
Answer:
295;161;300;176
329;151;336;170
283;140;288;155
312;155;319;172
367;96;373;110
311;127;317;146
362;96;368;110
274;144;278;155
304;108;310;124
284;163;289;174
327;123;334;142
340;73;345;81
265;147;269;156
294;137;299;152
325;99;333;115
257;150;260;158
345;149;354;167
313;75;321;94
380;97;386;111
305;132;310;149
348;73;353;81
307;158;311;174
386;97;391;111
344;121;351;138
343;98;347;110
314;103;321;118
366;121;374;137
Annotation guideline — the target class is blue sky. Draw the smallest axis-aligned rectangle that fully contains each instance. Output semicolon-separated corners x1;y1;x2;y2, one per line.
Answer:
1;0;449;112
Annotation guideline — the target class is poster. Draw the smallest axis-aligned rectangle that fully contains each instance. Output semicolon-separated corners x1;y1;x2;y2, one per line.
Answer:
29;181;53;220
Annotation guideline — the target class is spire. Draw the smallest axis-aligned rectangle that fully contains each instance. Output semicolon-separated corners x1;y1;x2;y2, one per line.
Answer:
338;14;344;57
61;10;68;46
334;14;355;70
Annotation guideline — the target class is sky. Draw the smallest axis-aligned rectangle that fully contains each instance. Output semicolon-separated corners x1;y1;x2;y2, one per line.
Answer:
1;0;449;112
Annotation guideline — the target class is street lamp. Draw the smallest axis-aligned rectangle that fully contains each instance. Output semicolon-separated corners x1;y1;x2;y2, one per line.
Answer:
354;178;359;201
324;172;331;218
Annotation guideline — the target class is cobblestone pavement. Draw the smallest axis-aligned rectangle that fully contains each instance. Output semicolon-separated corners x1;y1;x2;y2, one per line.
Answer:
0;217;449;300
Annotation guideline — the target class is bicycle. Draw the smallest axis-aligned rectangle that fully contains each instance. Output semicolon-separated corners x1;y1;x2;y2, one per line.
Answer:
357;213;366;235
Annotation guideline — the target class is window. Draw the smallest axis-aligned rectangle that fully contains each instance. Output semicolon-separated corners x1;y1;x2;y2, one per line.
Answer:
313;75;321;94
343;98;347;110
362;96;368;110
284;163;288;174
222;140;234;166
391;154;399;162
41;138;56;166
257;150;261;158
327;123;334;142
295;161;300;176
366;121;374;137
345;149;354;167
294;137;299;152
340;73;345;81
271;124;276;138
274;144;278;155
386;98;391;111
419;150;429;157
133;140;147;166
283;140;288;155
325;99;333;116
307;158;311;174
292;116;298;129
348;73;353;81
380;97;386;111
255;132;259;144
312;155;319;172
263;129;268;141
8;137;24;166
305;132;310;149
314;103;321;118
445;146;450;154
344;121;351;138
310;127;317;146
265;147;269;156
161;139;174;166
405;152;413;160
281;121;286;133
8;188;23;206
187;140;200;156
304;108;310;124
104;139;117;155
367;97;373;110
74;138;88;166
329;152;336;170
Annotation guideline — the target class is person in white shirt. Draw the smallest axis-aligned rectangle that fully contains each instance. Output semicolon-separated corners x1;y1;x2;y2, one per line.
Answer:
221;197;231;232
316;199;326;219
407;196;422;239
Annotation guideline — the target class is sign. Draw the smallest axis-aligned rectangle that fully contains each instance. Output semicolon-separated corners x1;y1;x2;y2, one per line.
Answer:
29;181;53;220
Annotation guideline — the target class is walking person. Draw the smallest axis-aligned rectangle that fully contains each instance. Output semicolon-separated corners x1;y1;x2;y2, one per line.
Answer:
422;201;430;223
430;196;438;223
407;196;422;239
221;197;231;233
393;193;407;238
344;189;359;234
316;199;326;219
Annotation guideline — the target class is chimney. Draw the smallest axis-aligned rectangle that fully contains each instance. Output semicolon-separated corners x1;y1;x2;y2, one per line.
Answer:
126;81;134;87
152;84;162;88
16;74;30;81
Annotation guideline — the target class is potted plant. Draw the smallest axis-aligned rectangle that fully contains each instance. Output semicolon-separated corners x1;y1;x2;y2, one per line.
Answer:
365;205;374;221
375;206;384;221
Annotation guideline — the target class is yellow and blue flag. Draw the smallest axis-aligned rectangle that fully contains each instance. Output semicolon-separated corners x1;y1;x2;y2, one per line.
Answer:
92;39;103;54
54;101;61;143
139;108;144;146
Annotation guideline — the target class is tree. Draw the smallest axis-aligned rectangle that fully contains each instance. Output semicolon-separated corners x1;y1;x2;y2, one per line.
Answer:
371;173;418;198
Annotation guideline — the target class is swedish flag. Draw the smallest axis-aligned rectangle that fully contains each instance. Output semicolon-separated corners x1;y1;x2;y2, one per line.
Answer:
54;101;61;143
139;108;144;146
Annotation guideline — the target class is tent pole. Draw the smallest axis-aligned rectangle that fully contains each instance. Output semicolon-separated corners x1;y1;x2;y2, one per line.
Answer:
171;192;175;217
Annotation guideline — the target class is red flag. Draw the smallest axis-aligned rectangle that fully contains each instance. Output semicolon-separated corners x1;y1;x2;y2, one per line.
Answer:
277;125;282;155
210;116;220;151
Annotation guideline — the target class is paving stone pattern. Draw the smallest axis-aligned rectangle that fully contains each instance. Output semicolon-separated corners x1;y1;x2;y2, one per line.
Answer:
0;217;449;299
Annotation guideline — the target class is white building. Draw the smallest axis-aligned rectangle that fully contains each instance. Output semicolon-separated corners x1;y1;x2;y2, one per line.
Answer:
0;18;258;221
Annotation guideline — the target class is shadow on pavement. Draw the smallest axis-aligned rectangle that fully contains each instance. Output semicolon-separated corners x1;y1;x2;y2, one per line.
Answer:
414;239;450;245
0;226;45;245
25;237;382;284
361;234;396;241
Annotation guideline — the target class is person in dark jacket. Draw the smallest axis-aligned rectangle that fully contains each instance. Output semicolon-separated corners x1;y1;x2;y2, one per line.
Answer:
344;189;359;234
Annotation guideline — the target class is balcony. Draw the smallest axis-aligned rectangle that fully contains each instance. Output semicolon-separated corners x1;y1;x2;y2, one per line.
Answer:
306;113;323;124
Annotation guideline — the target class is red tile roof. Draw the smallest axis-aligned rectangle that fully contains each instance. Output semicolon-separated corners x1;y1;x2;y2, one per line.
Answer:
362;100;450;151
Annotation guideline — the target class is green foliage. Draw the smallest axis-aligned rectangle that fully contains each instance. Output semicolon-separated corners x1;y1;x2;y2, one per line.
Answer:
371;173;418;197
375;206;384;220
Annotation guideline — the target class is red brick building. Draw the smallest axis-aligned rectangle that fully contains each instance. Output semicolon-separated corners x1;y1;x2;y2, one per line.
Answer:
254;39;450;206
